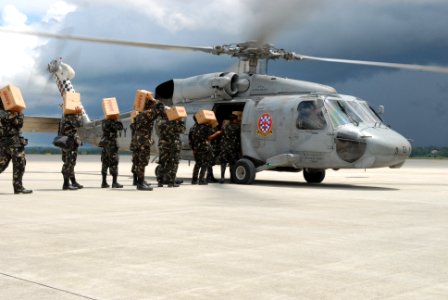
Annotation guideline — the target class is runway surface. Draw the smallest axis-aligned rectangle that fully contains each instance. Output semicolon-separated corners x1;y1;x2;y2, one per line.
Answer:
0;156;447;299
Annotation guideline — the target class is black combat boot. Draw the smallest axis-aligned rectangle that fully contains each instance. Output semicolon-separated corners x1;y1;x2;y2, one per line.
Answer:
132;173;137;186
219;163;226;184
136;177;153;191
112;175;123;188
175;178;183;184
14;185;33;194
191;164;200;184
13;174;33;194
101;173;110;188
63;176;77;190
198;167;208;185
207;166;219;183
70;176;83;189
167;179;180;188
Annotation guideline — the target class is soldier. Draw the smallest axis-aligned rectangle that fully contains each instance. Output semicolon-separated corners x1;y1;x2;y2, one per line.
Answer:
60;107;84;190
156;104;186;187
99;116;124;188
189;116;221;185
0;101;32;194
219;113;241;183
131;97;159;191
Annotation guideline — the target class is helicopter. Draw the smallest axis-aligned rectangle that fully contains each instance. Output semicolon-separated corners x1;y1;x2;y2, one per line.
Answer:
2;28;448;185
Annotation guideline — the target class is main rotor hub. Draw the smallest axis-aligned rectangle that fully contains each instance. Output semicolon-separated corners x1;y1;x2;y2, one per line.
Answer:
212;41;300;73
212;41;298;60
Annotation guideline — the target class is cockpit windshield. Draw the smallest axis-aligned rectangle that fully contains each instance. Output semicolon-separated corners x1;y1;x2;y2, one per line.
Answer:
324;98;382;128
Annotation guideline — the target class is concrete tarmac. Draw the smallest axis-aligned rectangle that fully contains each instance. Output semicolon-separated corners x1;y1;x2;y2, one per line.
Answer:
0;155;447;299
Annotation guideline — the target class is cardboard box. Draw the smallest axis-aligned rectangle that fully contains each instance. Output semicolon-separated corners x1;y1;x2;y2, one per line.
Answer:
166;106;187;121
134;90;155;112
210;119;219;128
63;92;81;115
0;84;26;112
195;110;216;125
102;97;120;119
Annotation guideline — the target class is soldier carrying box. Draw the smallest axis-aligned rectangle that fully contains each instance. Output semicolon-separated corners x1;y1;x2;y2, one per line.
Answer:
99;97;124;188
0;84;32;194
156;104;187;187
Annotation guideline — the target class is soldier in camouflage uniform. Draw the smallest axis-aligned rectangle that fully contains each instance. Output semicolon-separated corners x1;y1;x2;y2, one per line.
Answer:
131;99;159;191
156;105;186;187
219;113;241;183
99;117;124;188
60;109;84;190
0;101;32;194
188;116;221;185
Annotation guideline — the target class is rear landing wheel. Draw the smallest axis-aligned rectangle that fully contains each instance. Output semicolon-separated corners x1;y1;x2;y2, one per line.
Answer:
303;169;325;183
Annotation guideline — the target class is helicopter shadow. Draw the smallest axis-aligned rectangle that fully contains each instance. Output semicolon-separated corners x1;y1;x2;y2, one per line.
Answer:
251;179;398;191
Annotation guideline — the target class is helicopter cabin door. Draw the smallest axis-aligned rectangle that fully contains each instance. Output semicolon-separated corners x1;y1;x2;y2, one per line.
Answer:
291;98;334;157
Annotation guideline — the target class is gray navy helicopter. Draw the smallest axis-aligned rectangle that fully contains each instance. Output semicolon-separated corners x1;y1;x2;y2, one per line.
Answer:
3;28;448;184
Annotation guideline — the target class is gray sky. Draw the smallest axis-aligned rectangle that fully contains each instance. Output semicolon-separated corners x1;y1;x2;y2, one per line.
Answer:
1;0;447;146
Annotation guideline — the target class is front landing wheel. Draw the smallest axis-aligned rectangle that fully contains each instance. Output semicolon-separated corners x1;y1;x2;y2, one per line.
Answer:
232;158;256;184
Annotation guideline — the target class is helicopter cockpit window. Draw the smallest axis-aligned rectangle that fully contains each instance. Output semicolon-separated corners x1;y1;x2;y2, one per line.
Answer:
347;101;382;124
296;101;327;130
325;99;382;128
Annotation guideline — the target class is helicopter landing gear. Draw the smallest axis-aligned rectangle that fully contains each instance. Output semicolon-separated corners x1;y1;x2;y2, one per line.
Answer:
232;158;256;184
303;168;325;183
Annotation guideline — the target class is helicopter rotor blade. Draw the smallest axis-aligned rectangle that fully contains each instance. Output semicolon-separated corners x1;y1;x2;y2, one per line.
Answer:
2;28;448;74
0;28;214;54
295;54;448;74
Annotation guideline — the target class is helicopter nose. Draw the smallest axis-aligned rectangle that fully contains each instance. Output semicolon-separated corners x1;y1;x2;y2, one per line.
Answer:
359;127;411;168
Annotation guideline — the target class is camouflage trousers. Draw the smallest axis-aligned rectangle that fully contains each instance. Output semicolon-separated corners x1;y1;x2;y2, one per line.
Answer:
101;146;119;176
133;146;151;178
131;151;137;175
0;145;26;189
220;149;239;165
61;146;78;177
157;146;181;183
192;149;212;181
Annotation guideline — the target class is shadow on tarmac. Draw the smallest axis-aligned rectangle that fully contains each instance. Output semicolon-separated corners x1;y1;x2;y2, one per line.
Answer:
234;179;398;191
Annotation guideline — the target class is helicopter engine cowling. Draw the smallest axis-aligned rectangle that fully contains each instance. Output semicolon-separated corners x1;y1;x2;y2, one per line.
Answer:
160;72;244;104
210;72;239;99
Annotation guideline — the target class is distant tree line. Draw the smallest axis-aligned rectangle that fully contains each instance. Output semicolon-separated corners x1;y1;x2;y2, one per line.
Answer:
410;147;448;158
24;146;448;158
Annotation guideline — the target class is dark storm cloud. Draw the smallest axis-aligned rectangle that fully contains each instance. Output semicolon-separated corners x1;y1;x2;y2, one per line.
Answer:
270;2;448;82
